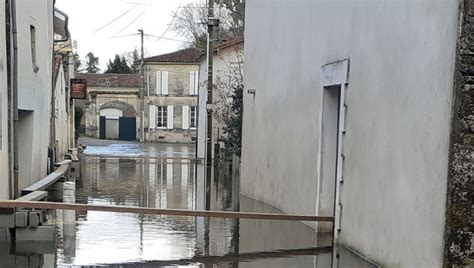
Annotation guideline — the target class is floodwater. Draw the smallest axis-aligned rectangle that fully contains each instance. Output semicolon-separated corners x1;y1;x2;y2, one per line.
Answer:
0;139;378;267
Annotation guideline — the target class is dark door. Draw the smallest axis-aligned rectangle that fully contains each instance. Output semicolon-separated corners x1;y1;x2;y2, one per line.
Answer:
99;116;106;139
119;117;136;141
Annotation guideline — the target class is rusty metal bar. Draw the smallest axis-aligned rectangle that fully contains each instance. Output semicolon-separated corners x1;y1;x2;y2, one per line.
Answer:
0;200;334;222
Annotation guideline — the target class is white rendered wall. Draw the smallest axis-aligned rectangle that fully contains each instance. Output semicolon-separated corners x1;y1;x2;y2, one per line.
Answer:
196;43;244;159
16;0;54;186
54;62;69;161
241;1;458;266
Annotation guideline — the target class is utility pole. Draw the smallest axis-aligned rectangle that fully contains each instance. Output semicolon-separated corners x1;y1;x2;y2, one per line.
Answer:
205;0;219;210
138;29;145;142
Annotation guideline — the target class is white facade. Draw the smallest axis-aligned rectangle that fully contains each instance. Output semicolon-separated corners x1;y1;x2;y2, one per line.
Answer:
0;0;9;199
54;57;70;161
241;1;459;267
16;0;54;189
197;40;244;159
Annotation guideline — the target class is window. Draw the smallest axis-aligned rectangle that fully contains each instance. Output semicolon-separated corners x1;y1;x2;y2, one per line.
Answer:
30;25;38;72
157;106;167;128
155;71;169;95
189;71;199;95
190;107;197;128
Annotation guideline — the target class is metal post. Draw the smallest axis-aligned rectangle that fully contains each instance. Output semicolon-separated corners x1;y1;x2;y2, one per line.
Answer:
9;0;19;199
205;0;219;210
138;29;145;142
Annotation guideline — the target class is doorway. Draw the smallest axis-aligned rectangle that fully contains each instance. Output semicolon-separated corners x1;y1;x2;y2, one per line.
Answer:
318;86;341;232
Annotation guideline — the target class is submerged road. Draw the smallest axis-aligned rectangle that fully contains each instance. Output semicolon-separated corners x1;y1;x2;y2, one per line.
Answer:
1;138;378;267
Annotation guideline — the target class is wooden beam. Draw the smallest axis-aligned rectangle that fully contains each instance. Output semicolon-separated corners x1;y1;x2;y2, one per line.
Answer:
16;191;48;201
21;164;69;195
0;200;334;222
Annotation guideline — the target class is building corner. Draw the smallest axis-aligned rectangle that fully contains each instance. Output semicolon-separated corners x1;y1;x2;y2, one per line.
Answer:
443;1;474;266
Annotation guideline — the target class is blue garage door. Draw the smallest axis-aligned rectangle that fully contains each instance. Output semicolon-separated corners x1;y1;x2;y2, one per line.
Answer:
119;117;136;141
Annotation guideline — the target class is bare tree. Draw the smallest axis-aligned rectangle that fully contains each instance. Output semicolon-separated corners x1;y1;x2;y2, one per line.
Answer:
123;48;140;74
171;0;245;49
213;47;244;155
171;2;208;48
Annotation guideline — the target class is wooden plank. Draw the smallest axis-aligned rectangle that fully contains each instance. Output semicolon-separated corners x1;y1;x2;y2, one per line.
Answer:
54;160;72;167
0;207;15;214
0;200;334;222
17;191;48;201
21;164;69;195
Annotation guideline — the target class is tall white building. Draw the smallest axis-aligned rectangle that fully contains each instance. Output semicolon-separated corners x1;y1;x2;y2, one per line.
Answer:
241;1;472;267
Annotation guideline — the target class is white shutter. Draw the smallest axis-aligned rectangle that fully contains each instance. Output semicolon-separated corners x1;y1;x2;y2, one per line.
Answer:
155;71;162;95
162;71;169;95
194;71;199;95
146;70;150;96
149;105;157;129
182;105;190;130
167;105;174;129
189;71;195;95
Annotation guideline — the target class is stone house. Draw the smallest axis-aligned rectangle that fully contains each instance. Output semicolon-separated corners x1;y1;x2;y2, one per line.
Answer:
77;73;140;141
144;47;204;143
197;36;244;159
241;1;473;267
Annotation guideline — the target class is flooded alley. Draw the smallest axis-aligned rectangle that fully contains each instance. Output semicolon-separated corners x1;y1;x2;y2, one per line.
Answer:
1;139;377;267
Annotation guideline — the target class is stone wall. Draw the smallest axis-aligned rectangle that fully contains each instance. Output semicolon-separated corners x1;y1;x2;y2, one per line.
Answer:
444;1;474;266
146;96;197;143
145;64;198;143
84;90;139;139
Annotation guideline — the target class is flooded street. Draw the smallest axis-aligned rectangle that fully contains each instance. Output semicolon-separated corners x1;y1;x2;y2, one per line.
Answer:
1;139;376;267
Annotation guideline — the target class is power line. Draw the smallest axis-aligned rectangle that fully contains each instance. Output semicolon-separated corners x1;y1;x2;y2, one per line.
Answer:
155;2;182;42
117;10;147;34
109;32;192;44
145;34;194;44
94;5;138;33
121;0;152;6
109;33;141;38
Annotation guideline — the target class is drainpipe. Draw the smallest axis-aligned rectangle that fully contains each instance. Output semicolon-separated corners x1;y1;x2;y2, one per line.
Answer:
9;0;19;199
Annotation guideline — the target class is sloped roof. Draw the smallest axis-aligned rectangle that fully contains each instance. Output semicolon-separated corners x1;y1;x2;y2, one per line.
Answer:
143;47;205;63
215;35;244;51
75;73;142;88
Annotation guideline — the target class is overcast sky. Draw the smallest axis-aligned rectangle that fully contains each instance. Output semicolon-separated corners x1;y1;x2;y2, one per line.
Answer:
56;0;197;71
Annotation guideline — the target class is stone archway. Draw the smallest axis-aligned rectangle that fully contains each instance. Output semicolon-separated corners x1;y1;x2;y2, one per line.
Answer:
99;100;137;141
100;100;136;117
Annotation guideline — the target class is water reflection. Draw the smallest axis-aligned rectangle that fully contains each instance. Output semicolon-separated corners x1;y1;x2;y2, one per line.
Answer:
0;143;377;267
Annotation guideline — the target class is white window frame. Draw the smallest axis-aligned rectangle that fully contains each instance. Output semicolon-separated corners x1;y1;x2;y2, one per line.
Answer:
156;106;168;129
155;70;169;95
189;70;199;95
190;106;197;129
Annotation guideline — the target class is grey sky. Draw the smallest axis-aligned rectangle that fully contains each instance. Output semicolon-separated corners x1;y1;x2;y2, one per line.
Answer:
56;0;197;71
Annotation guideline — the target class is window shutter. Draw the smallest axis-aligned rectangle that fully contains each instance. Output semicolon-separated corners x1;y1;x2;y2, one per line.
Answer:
149;105;157;129
189;71;195;95
146;70;150;96
167;105;174;129
194;71;199;95
155;71;162;95
182;105;190;130
162;71;169;95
